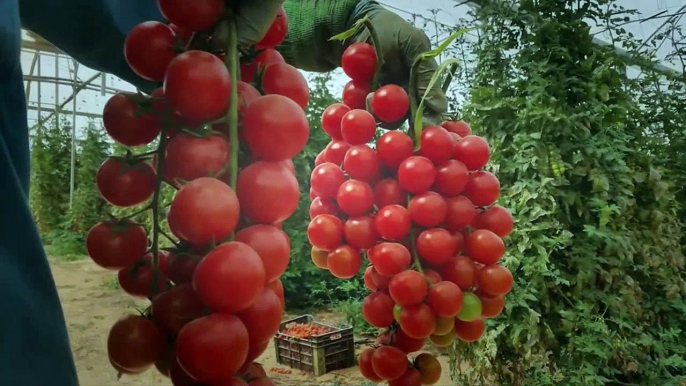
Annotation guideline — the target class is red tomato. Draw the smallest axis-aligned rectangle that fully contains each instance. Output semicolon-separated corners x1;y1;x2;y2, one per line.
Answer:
268;280;285;308
324;140;351;165
169;359;202;386
151;283;205;334
311;163;347;199
464;171;500;207
398;156;436;194
472;205;513;237
164;51;230;122
103;93;161;146
342;80;369;109
433;159;469;197
86;220;147;270
368;242;411;276
236;81;262;117
168;23;193;45
372;85;409;123
391;328;426;353
240;362;267;379
261;63;309;109
168;177;239;245
157;0;223;32
476;264;513;296
256;6;288;48
398;304;437;339
236;161;300;224
416;228;457;266
340;109;377;145
237;288;283;345
118;253;170;298
478;291;505;318
315;150;328;166
363;266;378;291
454;318;485;342
124;21;176;82
96;157;156;207
108;315;166;372
341;42;377;82
243;95;310;161
241;49;285;83
236;225;291;283
309;197;338;219
327;245;362;279
163;132;230;185
337;179;374;217
389;270;428;307
466;230;505;265
321;103;350;140
176;314;249;382
344;216;379;250
343;144;381;182
439;255;476;291
377;131;414;170
373;178;406;207
454;135;491;170
375;205;412;241
371;267;393;290
443;195;477;231
389;368;422;386
419;126;453;164
428;281;464;317
371;346;407;381
308;214;344;251
165;253;200;285
441;120;472;137
408;191;448;228
358;348;382;382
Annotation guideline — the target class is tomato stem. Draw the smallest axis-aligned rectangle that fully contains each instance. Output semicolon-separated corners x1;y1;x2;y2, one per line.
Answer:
361;18;383;91
225;19;239;191
408;56;422;142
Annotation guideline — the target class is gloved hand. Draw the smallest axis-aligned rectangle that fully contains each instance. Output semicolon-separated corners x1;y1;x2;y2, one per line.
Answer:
279;0;448;126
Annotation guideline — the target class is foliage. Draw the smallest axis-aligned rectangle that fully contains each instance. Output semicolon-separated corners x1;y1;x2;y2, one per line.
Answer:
448;0;686;385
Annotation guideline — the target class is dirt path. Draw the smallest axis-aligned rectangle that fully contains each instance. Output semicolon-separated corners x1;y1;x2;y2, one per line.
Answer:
50;257;453;386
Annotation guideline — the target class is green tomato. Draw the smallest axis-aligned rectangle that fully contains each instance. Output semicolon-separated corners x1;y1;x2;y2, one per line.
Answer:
393;304;402;322
457;292;482;322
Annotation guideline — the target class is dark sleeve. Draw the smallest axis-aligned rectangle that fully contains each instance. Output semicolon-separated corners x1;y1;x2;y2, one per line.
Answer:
19;0;165;92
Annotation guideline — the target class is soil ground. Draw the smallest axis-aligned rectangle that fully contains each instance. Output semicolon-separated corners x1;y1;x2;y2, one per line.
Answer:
50;256;454;386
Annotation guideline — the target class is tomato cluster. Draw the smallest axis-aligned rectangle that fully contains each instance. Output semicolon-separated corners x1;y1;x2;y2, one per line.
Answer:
308;42;515;385
85;2;306;385
279;323;334;340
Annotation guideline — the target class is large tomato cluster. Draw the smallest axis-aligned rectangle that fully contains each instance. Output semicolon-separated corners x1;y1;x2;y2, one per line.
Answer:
308;43;515;385
85;2;306;385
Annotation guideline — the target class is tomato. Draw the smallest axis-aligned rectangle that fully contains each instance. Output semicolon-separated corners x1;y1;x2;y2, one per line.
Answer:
456;292;482;322
237;288;283;347
427;281;463;317
261;63;309;109
433;159;469;197
86;220;147;270
168;177;239;245
165;253;200;284
363;266;378;291
327;245;362;279
169;359;203;386
311;247;329;269
163;132;230;185
389;270;428;307
377;131;414;170
241;49;285;83
434;316;455;336
336;179;374;216
164;51;230;122
154;345;174;377
368;242;411;276
374;205;411;241
97;157;156;207
236;81;262;116
358;348;382;382
466;229;505;265
373;178;406;207
472;205;513;237
256;6;288;48
124;22;176;82
168;23;193;44
416;228;458;266
370;84;410;123
398;156;436;194
341;42;377;82
371;346;407;381
268;280;285;308
151;283;205;334
308;214;344;251
478;291;505;318
429;331;455;347
443;195;477;231
340;109;376;145
103;93;161;146
418;126;453;164
343;144;381;182
342;80;369;109
389;368;422;386
464;171;500;207
240;362;267;380
371;267;393;290
108;315;166;372
408;191;447;228
236;161;300;224
321;103;350;140
118;254;170;298
391;328;426;353
344;216;379;250
310;197;338;219
311;163;346;199
243;95;310;161
236;225;290;283
476;264;513;296
454;135;490;170
398;303;436;339
314;151;328;166
454;318;485;342
439;255;476;291
423;269;443;284
176;314;249;382
324;140;351;165
157;0;223;32
441;120;472;137
414;353;441;385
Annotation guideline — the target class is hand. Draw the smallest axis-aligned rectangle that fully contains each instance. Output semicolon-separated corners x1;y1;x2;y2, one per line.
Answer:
234;0;285;46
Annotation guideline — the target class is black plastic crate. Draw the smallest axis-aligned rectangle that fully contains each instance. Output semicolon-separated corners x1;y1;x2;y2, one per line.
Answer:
274;314;355;376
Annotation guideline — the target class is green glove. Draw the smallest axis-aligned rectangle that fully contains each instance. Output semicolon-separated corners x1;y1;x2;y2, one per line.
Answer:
235;0;286;46
279;0;448;126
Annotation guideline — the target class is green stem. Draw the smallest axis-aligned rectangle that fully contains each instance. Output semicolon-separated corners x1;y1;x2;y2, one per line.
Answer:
409;56;422;136
225;19;239;190
361;18;383;91
121;205;152;220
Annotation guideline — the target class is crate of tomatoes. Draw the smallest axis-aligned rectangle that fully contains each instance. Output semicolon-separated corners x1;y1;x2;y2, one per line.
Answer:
274;315;355;376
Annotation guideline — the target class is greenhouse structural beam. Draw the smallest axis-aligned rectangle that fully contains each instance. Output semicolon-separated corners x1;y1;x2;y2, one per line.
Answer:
26;106;103;120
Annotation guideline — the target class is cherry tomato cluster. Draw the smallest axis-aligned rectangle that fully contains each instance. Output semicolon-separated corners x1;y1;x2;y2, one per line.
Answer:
84;2;308;385
307;42;515;385
279;323;334;340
